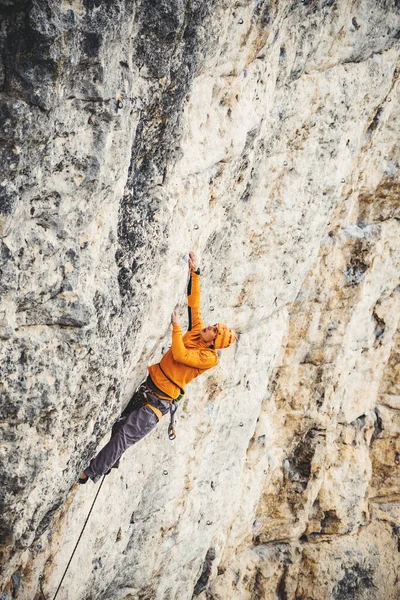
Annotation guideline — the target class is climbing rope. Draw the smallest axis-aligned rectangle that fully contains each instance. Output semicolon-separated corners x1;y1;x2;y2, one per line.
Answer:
51;475;106;600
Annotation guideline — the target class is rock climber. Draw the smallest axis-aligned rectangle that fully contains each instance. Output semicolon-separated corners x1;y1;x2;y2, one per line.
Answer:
79;251;237;484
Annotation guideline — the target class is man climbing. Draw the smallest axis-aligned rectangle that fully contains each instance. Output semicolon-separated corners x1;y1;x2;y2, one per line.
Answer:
79;251;236;484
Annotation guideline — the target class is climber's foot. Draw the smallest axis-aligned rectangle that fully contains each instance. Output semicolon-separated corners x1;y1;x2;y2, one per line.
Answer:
78;471;89;484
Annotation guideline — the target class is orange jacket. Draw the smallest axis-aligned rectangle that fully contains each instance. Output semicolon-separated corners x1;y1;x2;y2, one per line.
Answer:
148;270;218;399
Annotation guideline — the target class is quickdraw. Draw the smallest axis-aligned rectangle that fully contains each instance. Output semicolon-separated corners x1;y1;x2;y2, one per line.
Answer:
168;401;178;441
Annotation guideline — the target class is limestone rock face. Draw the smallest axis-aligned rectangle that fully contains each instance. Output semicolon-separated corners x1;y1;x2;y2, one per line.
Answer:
0;1;399;599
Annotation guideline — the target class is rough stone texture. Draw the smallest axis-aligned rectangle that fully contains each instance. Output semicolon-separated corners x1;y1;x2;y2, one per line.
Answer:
0;0;399;599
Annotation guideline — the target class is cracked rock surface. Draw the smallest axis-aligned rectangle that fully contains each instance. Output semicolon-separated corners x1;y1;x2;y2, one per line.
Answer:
1;0;400;599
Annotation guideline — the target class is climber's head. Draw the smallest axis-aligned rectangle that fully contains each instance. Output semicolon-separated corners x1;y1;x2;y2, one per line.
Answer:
200;324;218;346
201;323;237;349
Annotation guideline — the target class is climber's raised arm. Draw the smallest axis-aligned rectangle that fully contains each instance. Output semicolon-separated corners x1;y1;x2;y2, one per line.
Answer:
187;251;204;332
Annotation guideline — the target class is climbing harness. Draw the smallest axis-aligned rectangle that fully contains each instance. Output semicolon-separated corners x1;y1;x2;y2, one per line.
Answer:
168;400;178;441
145;376;180;440
118;380;179;440
52;475;106;600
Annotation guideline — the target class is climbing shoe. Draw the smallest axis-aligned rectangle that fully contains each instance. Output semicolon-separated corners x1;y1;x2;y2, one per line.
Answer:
78;472;89;484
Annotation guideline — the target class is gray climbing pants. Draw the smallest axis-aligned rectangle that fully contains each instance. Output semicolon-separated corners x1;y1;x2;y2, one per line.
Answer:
85;387;171;483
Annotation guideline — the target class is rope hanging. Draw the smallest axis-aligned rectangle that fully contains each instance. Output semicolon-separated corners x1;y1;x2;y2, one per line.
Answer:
50;475;106;600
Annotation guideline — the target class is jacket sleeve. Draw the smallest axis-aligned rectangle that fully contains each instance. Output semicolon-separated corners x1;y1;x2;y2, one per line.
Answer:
187;269;204;332
172;325;217;368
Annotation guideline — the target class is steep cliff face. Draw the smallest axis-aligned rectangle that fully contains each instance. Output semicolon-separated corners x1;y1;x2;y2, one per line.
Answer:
0;1;399;599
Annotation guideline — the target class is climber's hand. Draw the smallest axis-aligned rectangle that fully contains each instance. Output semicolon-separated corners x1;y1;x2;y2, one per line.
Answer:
188;251;198;272
171;309;181;326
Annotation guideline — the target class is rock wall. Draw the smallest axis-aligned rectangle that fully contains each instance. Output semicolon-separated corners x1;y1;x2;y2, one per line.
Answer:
0;0;399;599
